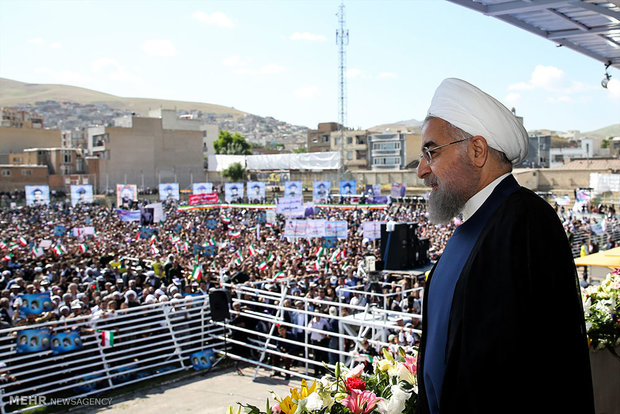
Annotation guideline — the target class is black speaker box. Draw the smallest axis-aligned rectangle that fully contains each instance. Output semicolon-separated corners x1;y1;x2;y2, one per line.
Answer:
209;289;230;321
380;223;420;270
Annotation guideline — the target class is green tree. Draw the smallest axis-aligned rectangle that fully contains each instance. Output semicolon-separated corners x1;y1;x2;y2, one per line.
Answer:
213;130;253;155
222;162;246;181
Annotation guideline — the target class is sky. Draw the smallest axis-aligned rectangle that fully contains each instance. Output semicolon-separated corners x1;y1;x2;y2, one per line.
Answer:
0;0;619;133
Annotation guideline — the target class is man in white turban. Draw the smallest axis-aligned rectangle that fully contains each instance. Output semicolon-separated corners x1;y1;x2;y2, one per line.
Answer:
416;78;594;414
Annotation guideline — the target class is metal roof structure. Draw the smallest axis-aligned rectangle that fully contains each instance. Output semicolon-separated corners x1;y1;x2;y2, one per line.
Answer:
447;1;620;70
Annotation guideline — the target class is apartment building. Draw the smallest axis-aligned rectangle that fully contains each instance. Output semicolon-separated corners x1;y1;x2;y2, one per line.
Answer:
87;110;204;192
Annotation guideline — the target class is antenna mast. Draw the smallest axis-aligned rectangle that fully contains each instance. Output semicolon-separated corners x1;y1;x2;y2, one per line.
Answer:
336;2;349;179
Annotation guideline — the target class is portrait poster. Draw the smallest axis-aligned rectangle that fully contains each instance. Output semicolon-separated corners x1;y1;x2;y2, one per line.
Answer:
339;180;356;196
313;180;330;203
70;184;93;206
192;182;213;195
284;181;302;198
247;181;265;202
116;184;137;207
16;329;50;354
224;182;244;202
25;185;50;206
159;183;180;201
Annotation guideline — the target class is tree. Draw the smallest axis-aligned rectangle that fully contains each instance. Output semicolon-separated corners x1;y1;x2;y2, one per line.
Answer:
222;162;246;182
213;130;253;155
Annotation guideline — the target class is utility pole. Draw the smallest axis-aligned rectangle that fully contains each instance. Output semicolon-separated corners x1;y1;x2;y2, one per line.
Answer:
336;2;349;182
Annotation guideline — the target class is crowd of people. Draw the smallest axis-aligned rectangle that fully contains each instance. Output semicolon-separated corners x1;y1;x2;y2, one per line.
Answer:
0;194;618;366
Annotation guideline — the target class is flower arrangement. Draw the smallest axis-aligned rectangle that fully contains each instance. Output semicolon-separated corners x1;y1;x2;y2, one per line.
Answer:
228;348;418;414
582;269;620;355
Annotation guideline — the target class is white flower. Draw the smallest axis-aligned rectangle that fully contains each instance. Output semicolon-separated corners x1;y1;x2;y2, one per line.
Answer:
376;385;412;414
303;392;324;411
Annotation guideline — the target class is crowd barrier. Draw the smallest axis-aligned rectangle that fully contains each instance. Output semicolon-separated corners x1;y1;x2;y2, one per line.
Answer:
0;284;422;413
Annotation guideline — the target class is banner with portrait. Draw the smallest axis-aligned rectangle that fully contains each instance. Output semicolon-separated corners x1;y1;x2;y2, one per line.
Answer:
224;182;244;202
284;220;307;238
16;329;50;354
391;183;406;198
313;180;330;203
159;183;180;201
365;184;381;197
247;181;265;202
70;184;93;206
25;185;50;206
51;330;83;354
339;180;356;196
116;184;137;207
18;292;53;317
284;181;302;198
192;182;213;195
325;220;349;239
306;219;327;238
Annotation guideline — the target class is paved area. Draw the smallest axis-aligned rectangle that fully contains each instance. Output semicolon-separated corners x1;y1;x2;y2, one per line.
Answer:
70;365;306;414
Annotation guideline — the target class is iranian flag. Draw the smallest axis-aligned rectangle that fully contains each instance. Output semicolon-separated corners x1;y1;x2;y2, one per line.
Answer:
233;257;242;266
136;232;141;241
101;330;115;347
18;237;28;247
229;230;241;238
32;246;44;258
151;245;160;255
248;244;258;256
53;245;66;256
314;246;326;260
330;248;343;262
257;260;267;271
313;260;321;271
149;235;157;245
3;253;13;262
191;264;202;282
0;241;6;249
235;250;243;261
78;244;88;254
274;271;285;279
208;237;216;246
221;216;231;224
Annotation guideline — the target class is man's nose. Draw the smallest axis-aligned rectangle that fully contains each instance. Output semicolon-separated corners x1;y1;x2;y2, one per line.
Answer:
417;157;431;179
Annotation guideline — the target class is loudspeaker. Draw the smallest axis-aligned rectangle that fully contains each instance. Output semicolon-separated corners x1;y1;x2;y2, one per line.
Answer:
415;238;430;267
380;223;416;270
208;289;230;321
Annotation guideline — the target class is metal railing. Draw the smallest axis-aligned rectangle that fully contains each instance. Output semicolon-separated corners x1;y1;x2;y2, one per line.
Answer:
0;283;422;413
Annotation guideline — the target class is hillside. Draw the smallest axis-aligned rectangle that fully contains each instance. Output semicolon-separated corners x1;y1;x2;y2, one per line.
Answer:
585;124;620;138
0;78;246;119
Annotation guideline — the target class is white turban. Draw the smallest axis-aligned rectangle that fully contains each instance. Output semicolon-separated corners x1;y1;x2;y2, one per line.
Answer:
427;78;528;164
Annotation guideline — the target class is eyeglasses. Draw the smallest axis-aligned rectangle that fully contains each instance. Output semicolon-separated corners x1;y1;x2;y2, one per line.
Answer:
419;137;472;165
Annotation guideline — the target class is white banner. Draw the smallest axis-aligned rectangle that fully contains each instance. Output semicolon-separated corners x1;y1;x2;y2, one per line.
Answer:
276;196;304;215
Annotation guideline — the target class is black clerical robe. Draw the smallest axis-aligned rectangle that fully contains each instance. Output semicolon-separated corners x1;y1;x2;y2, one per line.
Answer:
417;176;594;413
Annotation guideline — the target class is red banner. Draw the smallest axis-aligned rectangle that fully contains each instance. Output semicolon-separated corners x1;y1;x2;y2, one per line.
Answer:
189;192;219;205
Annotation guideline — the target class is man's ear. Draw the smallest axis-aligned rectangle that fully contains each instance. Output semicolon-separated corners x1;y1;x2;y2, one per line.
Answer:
470;135;488;168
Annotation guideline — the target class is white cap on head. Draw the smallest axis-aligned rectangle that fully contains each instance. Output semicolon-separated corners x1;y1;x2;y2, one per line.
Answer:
427;78;528;165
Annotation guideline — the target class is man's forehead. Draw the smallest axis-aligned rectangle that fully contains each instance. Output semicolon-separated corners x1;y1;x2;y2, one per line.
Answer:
421;118;450;147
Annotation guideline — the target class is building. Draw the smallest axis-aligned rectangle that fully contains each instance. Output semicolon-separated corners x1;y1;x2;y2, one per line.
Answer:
86;110;204;193
367;132;418;170
549;138;595;168
0;125;62;164
1;107;44;129
521;135;552;168
0;164;48;192
61;130;87;150
331;129;369;169
307;122;340;153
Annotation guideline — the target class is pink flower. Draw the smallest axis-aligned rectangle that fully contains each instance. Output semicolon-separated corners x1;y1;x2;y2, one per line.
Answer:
403;355;417;376
341;389;383;414
346;363;365;378
271;404;281;414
